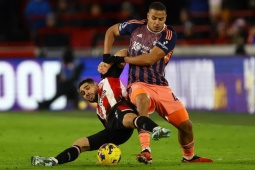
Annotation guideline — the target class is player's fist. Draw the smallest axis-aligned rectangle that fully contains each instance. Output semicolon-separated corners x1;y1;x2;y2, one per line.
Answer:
97;62;111;74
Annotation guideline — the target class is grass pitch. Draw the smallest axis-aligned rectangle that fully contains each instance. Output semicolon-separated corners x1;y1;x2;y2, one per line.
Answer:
0;110;254;170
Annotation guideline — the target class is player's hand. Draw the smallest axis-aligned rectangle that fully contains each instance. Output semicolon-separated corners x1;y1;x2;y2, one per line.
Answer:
97;62;111;74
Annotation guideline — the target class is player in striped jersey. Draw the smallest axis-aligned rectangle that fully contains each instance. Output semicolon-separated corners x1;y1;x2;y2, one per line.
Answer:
102;1;213;164
31;50;170;166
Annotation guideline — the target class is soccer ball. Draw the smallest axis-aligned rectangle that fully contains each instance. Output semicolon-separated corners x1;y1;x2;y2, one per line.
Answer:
97;143;121;166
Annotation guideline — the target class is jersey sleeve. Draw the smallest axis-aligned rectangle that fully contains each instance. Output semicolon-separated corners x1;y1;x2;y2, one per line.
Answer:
118;20;145;35
155;27;177;54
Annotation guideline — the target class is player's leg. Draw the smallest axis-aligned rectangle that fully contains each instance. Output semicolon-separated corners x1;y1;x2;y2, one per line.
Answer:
166;109;195;160
121;112;170;140
128;83;156;164
156;85;213;163
115;105;169;165
31;129;116;166
167;109;213;162
31;137;88;166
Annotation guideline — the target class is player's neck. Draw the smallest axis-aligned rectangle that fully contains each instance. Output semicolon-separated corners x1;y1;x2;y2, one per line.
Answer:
146;24;166;34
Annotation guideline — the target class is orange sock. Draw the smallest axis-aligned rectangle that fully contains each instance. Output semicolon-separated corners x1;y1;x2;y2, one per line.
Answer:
181;141;194;160
138;130;151;151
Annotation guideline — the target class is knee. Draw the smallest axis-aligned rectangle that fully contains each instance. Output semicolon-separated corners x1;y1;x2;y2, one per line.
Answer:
178;120;193;134
135;93;150;105
123;113;137;128
73;137;90;152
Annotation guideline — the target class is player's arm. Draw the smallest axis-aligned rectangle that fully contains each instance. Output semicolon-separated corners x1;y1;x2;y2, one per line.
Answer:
105;46;166;66
104;24;120;54
124;46;166;66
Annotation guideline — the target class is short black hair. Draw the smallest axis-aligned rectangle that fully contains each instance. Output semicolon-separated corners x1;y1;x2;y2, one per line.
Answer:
78;78;94;89
149;2;166;12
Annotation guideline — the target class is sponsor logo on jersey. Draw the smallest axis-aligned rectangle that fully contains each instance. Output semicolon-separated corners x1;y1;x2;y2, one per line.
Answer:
119;22;128;31
156;41;168;50
132;41;150;53
115;111;118;119
101;90;106;98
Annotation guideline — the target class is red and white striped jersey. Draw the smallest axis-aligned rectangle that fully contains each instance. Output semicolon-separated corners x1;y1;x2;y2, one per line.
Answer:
96;77;127;122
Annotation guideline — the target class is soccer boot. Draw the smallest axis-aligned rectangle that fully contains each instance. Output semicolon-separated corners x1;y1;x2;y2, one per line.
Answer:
182;155;213;163
31;156;58;166
136;149;152;164
152;127;171;140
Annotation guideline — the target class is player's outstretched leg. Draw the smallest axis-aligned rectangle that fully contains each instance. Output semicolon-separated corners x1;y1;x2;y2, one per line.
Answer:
31;145;82;166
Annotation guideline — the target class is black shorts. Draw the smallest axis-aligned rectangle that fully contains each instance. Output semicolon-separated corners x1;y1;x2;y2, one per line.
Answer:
87;128;134;151
87;101;138;150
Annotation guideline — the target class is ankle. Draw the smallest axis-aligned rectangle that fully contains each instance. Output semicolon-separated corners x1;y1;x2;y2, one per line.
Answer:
142;147;151;153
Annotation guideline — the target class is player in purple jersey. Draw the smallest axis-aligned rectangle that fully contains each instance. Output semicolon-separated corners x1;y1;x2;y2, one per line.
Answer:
102;1;213;164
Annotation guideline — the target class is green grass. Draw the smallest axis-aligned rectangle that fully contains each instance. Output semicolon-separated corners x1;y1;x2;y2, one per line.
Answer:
0;110;255;170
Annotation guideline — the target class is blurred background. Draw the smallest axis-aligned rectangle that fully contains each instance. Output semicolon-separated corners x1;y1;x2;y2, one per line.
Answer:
0;0;255;114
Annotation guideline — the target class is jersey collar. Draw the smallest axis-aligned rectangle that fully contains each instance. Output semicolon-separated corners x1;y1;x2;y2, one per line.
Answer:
146;24;166;34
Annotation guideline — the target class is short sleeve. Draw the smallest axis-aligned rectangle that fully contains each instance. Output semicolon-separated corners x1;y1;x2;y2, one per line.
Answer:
155;28;177;54
118;20;146;36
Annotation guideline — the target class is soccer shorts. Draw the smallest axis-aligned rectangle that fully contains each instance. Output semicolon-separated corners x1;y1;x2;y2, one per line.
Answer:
128;82;189;127
87;100;137;150
87;128;133;151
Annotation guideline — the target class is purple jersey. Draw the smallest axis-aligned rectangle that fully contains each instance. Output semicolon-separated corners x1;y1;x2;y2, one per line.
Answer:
118;19;177;86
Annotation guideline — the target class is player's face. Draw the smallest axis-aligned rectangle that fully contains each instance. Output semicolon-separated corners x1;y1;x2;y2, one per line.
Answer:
79;82;98;103
147;9;167;32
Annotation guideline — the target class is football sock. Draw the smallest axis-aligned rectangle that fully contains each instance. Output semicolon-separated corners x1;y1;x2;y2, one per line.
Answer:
133;116;158;132
181;141;195;160
138;129;151;151
55;145;81;164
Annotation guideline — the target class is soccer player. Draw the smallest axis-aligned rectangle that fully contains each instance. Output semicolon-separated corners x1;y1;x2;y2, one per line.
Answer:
101;1;213;164
31;50;170;166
